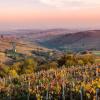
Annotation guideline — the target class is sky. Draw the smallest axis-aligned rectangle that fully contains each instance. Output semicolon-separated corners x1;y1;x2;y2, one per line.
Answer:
0;0;100;30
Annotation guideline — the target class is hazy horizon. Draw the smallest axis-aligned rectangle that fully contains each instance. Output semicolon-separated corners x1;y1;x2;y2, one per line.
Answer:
0;0;100;30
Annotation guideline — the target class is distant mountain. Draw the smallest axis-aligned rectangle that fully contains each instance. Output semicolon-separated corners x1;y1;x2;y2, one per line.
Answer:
0;28;79;63
1;29;99;52
38;30;100;51
8;28;77;42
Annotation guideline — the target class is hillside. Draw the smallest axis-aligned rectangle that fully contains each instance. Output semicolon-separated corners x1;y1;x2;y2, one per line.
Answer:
0;29;100;63
38;30;100;51
0;35;51;63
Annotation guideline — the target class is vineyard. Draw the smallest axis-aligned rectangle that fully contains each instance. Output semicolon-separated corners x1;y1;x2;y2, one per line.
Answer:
0;64;100;100
0;0;100;100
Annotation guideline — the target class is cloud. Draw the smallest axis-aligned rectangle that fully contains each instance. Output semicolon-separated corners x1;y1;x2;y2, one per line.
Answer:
1;0;100;9
39;0;100;8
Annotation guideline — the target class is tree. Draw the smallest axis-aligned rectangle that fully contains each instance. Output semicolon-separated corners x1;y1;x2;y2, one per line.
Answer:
0;64;10;77
58;53;77;67
9;69;18;78
12;61;23;74
49;61;58;69
81;54;95;65
21;57;37;74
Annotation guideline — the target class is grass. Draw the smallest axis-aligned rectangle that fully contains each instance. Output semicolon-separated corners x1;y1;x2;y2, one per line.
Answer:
92;51;100;56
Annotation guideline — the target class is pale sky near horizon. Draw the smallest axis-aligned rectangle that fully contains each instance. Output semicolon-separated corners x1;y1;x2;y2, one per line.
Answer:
0;0;100;30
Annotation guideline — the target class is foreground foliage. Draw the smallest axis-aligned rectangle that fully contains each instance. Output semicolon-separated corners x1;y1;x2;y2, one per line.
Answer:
0;64;100;100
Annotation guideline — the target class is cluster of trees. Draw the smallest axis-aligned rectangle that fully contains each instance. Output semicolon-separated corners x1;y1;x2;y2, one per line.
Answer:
0;57;37;78
0;52;95;78
58;52;95;67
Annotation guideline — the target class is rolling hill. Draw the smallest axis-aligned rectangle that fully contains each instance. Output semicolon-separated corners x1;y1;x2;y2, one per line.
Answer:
37;30;100;51
0;29;100;53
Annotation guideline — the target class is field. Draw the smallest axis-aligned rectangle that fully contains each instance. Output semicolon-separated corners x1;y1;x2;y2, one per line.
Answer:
0;31;100;100
92;51;100;56
0;65;100;100
92;51;100;64
0;0;100;99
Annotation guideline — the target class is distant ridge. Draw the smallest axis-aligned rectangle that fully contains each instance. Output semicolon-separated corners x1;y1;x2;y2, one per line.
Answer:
38;30;100;51
0;29;100;51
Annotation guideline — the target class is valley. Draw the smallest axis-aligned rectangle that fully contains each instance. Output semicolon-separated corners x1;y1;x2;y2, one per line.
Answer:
0;29;100;100
0;29;100;63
